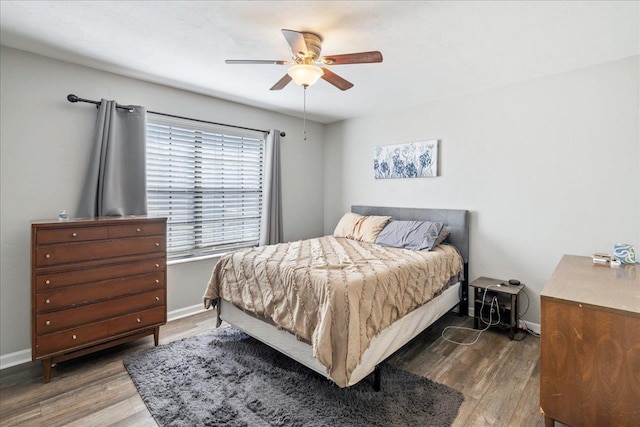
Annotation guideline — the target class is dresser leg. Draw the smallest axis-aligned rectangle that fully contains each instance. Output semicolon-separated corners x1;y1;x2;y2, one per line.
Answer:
544;415;555;427
42;358;52;383
153;327;160;346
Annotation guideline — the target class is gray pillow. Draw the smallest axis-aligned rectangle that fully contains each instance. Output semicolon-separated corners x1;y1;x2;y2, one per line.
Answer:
375;220;446;251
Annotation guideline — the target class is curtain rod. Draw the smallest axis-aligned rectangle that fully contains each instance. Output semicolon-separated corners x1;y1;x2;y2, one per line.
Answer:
66;94;285;137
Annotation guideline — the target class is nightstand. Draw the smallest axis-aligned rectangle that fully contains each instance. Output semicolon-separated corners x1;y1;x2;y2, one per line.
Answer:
470;276;524;340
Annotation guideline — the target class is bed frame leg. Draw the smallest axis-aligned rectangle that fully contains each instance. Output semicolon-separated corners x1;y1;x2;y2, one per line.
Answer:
373;365;381;392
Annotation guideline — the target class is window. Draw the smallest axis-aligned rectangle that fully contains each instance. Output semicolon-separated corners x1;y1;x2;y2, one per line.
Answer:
146;114;265;261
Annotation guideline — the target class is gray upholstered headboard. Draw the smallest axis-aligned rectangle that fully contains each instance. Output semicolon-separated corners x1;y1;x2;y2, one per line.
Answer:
351;205;469;263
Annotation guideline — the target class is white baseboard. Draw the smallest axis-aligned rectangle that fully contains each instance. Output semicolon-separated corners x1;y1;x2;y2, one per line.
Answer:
167;303;207;322
518;319;541;335
0;304;209;371
0;349;31;371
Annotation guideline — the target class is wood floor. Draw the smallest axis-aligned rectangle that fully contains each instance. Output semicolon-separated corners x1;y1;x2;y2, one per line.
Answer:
1;311;546;427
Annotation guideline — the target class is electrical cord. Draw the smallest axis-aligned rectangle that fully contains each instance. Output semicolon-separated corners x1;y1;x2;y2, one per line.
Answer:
441;284;502;346
517;289;540;337
519;286;530;318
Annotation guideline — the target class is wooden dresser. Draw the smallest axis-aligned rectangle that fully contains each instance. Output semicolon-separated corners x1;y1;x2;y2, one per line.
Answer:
31;216;167;382
540;254;640;427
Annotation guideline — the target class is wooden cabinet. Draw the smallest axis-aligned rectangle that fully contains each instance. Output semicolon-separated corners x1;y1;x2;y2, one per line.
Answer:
31;216;167;382
540;255;640;427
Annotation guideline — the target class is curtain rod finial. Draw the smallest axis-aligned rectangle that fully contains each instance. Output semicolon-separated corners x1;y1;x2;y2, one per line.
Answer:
67;94;79;103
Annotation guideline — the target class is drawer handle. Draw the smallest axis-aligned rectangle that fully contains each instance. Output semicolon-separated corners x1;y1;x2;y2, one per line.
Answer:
45;254;51;259
155;296;160;301
45;299;51;304
155;279;160;284
72;335;77;340
72;232;77;237
155;242;160;247
155;264;160;268
137;228;141;232
45;320;51;326
45;279;51;285
136;318;141;323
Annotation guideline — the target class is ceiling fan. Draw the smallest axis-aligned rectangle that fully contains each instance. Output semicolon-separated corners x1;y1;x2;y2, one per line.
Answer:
225;29;383;91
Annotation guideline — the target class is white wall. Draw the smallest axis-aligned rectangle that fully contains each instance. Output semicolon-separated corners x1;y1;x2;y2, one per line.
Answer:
324;56;640;327
0;46;325;359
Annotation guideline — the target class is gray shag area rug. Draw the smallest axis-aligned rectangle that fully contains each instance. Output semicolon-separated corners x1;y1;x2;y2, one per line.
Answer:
124;327;464;427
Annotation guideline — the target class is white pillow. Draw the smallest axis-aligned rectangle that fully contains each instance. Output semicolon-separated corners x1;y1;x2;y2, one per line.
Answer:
353;215;392;243
333;212;391;243
333;212;364;239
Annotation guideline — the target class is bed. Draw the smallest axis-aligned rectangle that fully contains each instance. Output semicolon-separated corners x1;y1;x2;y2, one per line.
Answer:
203;205;469;389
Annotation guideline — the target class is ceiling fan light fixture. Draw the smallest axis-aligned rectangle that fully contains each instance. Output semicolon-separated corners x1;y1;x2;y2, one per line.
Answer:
287;64;323;87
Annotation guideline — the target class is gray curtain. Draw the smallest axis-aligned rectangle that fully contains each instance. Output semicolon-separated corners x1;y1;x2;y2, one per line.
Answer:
259;130;283;245
76;99;147;218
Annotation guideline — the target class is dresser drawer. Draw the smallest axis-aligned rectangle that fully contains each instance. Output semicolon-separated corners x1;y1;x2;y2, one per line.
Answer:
108;222;165;239
36;290;166;334
36;236;166;267
35;306;166;357
35;258;165;291
109;307;166;337
35;272;165;313
36;320;111;356
36;226;109;245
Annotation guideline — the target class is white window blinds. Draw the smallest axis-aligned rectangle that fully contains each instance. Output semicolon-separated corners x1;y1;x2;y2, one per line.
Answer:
146;114;265;261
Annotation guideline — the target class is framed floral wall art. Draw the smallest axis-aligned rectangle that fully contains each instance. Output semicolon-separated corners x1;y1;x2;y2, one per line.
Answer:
374;140;438;179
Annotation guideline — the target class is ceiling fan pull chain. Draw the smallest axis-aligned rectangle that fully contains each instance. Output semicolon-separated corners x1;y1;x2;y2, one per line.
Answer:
303;85;307;141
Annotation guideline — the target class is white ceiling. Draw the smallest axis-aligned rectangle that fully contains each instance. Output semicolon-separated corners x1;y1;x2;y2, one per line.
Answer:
1;1;638;123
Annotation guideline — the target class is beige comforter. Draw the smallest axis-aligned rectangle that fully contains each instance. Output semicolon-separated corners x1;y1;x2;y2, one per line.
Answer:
203;236;463;387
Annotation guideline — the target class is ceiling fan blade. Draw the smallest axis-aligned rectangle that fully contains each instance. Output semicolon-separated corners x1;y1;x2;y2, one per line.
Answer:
321;68;354;91
322;51;383;65
282;29;308;56
270;74;292;91
225;60;288;65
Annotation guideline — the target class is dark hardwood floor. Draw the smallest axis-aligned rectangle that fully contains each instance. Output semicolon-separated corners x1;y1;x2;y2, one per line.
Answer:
1;311;545;426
